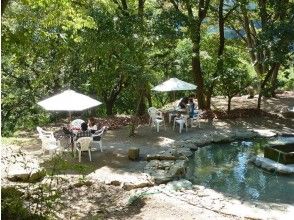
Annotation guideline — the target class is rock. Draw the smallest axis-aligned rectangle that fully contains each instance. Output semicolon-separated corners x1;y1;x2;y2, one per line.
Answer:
144;159;188;185
175;141;198;149
166;179;193;191
146;153;176;161
241;141;253;147
128;147;140;160
211;133;234;143
168;160;187;177
87;166;154;190
6;158;45;182
174;147;194;158
253;129;277;137
123;181;154;190
252;156;294;175
234;130;257;139
110;180;121;186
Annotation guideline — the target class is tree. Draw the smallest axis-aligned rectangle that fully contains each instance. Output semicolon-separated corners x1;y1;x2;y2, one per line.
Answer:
232;0;294;108
169;0;210;109
216;47;251;112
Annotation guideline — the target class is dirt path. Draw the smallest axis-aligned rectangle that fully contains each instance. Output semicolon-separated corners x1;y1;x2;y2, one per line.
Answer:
2;93;294;219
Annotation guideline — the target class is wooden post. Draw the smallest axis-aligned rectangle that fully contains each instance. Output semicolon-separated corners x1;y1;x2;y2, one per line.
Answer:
128;147;140;160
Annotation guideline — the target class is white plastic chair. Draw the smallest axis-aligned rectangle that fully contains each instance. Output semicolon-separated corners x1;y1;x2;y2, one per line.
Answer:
189;110;203;128
173;115;189;133
148;107;166;132
36;127;61;155
91;126;107;152
74;137;92;162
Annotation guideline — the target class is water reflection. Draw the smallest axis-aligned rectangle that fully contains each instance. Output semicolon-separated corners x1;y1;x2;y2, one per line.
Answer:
186;139;294;204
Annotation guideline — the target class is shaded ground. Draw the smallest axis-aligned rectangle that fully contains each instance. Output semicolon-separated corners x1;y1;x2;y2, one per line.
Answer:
1;93;294;219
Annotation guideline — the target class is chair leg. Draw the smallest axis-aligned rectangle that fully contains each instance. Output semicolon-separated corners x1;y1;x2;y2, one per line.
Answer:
179;123;183;133
99;141;103;152
78;151;81;162
88;150;92;161
156;123;159;132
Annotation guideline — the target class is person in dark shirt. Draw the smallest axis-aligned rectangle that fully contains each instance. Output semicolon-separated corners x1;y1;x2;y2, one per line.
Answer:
178;97;189;109
75;122;92;141
188;98;195;118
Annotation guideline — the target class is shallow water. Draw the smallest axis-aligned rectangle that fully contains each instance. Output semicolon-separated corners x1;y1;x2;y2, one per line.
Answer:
186;137;294;204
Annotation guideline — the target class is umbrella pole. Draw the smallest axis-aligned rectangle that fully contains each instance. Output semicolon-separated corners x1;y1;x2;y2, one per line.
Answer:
68;111;74;152
173;91;176;101
68;111;72;126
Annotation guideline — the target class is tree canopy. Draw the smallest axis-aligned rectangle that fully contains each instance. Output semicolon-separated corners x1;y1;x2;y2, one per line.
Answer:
2;0;294;136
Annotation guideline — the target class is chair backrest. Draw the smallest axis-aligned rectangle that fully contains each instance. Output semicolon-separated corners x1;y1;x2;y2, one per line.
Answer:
76;137;92;151
148;107;158;116
37;126;54;139
37;127;57;149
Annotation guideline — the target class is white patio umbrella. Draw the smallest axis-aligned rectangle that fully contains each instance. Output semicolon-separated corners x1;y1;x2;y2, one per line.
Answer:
152;77;197;100
152;78;197;92
37;89;102;122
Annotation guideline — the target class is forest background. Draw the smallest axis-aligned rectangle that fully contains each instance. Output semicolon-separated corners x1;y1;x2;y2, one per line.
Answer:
2;0;294;136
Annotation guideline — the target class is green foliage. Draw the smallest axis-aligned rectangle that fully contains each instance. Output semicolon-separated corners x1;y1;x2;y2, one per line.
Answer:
1;0;294;135
1;187;46;220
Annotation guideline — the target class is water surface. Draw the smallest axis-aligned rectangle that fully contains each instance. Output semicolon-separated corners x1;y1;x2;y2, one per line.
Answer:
186;138;294;204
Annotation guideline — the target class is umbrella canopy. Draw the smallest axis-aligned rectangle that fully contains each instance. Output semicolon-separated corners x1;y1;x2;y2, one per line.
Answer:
37;89;102;111
152;78;197;92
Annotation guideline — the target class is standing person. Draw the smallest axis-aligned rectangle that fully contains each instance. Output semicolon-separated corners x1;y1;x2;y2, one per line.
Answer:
188;98;195;118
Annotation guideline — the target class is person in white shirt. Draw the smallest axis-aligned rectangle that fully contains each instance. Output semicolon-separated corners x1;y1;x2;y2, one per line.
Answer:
88;117;98;132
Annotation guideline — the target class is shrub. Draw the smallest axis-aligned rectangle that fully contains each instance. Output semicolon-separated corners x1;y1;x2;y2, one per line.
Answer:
1;187;46;220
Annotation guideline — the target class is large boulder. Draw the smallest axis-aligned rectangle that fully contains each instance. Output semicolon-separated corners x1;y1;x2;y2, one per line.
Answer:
166;179;193;191
86;166;154;190
146;147;193;161
250;156;294;175
2;146;46;183
144;159;188;184
6;159;45;182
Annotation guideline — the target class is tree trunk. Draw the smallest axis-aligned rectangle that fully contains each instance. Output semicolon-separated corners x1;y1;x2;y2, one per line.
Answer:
105;100;114;116
206;0;225;110
206;90;212;110
1;0;10;16
269;65;279;97
191;20;206;109
228;96;232;113
257;63;280;109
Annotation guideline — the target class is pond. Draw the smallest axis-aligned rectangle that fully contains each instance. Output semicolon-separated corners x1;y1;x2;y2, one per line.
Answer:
186;137;294;204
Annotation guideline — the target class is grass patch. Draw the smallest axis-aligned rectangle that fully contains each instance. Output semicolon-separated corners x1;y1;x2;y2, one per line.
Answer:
2;137;39;148
41;153;96;176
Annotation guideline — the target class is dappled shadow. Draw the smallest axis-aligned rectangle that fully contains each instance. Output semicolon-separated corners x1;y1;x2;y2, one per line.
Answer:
101;196;146;220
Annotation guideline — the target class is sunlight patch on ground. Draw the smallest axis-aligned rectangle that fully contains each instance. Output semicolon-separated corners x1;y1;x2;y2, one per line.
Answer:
157;137;175;147
253;129;276;137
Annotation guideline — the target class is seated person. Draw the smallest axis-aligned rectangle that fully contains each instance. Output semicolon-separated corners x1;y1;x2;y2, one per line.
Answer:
88;117;98;133
92;126;108;141
178;97;189;110
75;122;92;141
